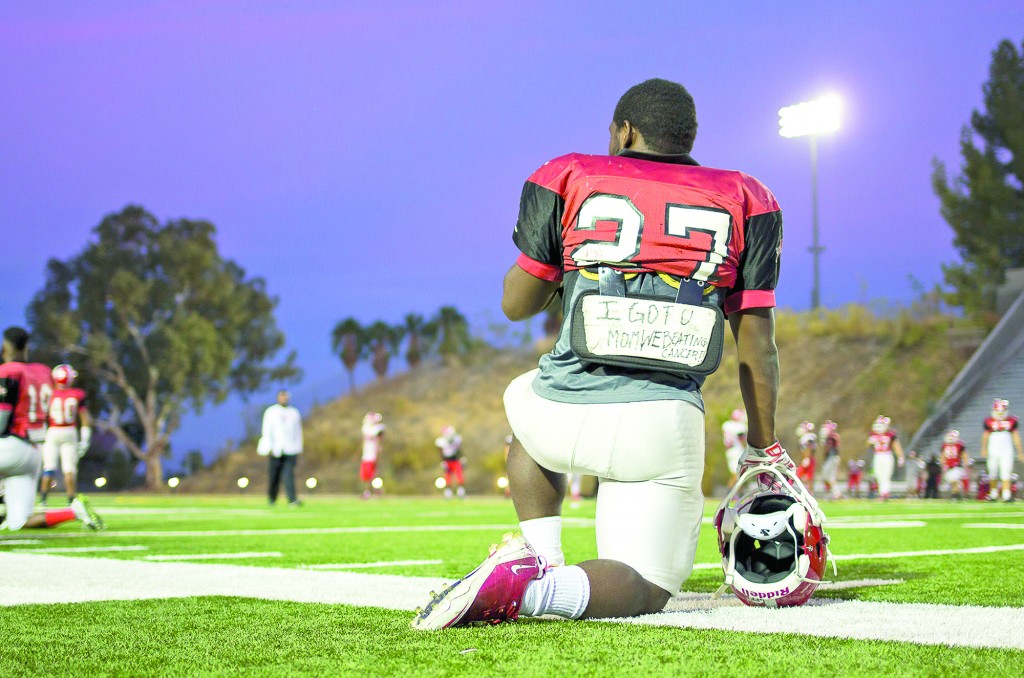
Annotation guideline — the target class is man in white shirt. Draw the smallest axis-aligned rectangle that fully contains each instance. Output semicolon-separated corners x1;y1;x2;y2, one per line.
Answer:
258;390;303;506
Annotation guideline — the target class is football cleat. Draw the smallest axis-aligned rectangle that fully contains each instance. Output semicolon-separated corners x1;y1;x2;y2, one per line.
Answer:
52;364;78;389
71;495;105;530
411;533;545;630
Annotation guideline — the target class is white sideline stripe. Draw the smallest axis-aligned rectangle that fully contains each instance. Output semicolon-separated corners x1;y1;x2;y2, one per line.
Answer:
0;539;42;546
624;597;1024;649
1;553;1021;649
143;552;282;561
13;545;148;554
301;559;443;570
963;523;1024;529
95;508;270;516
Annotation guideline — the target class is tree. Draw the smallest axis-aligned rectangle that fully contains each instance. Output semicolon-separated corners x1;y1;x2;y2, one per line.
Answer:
365;320;403;380
435;305;470;362
932;38;1024;323
28;206;299;489
331;317;365;394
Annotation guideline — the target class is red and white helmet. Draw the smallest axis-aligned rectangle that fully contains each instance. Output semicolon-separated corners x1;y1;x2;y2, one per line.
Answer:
795;421;815;438
440;425;456;438
52;364;77;388
944;429;961;445
992;399;1009;420
714;462;833;608
821;420;838;434
731;408;747;423
363;411;383;425
872;415;890;434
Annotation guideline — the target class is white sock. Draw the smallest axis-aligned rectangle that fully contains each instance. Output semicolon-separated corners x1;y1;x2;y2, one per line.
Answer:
520;565;590;619
1003;489;1011;501
520;516;565;566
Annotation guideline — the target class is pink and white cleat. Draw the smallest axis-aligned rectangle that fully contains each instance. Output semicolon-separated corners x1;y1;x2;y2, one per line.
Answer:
411;532;545;630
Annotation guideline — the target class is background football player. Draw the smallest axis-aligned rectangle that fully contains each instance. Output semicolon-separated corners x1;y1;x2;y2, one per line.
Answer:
940;429;969;501
867;415;904;500
819;420;842;499
795;421;817;491
722;409;747;486
0;327;102;531
435;425;465;499
981;399;1023;502
39;363;91;506
360;411;385;499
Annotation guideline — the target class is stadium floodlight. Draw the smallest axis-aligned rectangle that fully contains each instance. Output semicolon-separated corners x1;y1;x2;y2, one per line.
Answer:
305;477;318;490
778;93;841;310
237;476;249;489
94;477;107;488
167;477;180;489
497;476;509;490
777;94;841;139
434;477;447;490
371;477;384;490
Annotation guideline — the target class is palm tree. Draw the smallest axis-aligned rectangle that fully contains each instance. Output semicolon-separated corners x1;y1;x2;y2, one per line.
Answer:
365;320;403;380
330;317;365;394
402;313;427;369
436;305;470;363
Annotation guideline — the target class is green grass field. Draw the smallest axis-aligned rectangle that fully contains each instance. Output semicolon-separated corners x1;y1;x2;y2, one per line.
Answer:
2;493;1023;677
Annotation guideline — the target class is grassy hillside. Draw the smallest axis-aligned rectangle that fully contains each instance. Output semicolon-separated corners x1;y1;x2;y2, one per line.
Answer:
187;306;976;496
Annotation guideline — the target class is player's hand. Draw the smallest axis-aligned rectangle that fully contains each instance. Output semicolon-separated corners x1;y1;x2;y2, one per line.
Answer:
737;442;795;492
77;442;89;459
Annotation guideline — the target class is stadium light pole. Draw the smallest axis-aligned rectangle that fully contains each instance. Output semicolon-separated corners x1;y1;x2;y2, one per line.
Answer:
778;94;841;310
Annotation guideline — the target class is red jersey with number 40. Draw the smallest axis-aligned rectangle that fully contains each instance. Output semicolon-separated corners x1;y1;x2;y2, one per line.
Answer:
941;441;966;469
984;417;1019;434
48;387;87;428
513;152;783;316
869;430;897;453
0;361;54;441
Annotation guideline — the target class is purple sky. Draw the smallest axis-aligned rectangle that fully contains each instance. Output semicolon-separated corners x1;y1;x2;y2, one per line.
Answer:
2;2;1021;464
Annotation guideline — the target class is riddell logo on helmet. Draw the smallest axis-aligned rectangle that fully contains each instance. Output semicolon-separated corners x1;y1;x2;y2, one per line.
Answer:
739;587;790;599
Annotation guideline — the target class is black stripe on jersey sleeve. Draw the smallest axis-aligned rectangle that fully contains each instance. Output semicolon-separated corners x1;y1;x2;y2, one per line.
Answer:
733;210;783;293
512;181;564;267
0;377;18;408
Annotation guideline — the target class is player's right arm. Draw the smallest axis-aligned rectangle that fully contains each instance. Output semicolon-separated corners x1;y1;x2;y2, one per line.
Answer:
502;264;561;321
981;430;989;459
0;373;16;435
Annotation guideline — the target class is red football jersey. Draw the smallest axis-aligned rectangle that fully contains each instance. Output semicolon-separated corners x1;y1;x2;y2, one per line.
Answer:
941;441;966;469
513;151;782;315
984;416;1019;433
48;387;88;428
0;361;54;442
869;430;897;453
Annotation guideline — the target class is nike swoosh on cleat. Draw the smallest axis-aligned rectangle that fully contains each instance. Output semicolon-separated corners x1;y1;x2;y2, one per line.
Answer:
510;564;537;576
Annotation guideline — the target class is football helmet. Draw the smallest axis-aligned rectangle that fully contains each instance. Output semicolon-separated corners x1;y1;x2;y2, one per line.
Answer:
992;399;1009;420
821;420;837;434
714;462;834;608
440;425;456;438
872;415;890;434
944;429;961;445
731;408;747;423
363;411;383;425
795;421;815;437
52;364;77;388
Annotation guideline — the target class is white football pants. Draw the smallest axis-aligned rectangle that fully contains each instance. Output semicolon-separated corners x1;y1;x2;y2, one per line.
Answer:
987;448;1014;482
873;452;894;497
42;426;79;474
0;435;42;531
504;370;705;594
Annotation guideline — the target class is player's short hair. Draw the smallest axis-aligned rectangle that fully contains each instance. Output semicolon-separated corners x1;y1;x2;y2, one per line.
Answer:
613;79;697;154
3;326;30;351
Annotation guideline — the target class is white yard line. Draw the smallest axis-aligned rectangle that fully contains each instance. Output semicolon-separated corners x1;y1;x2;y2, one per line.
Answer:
963;523;1024;529
0;539;42;546
301;559;443;570
0;553;1020;649
13;545;149;554
143;552;282;561
18;523;525;539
